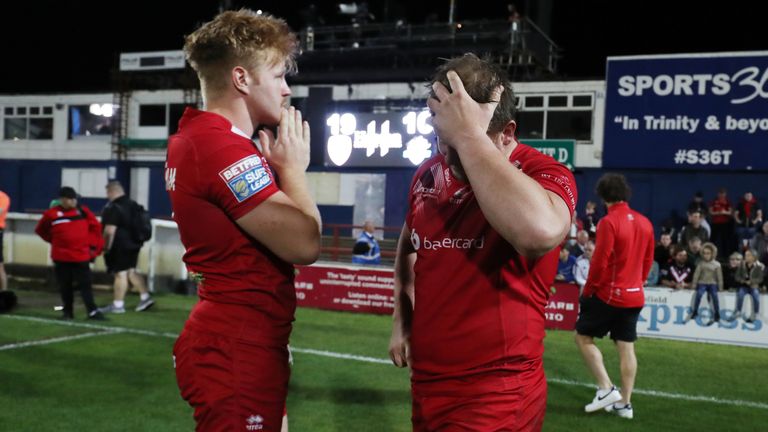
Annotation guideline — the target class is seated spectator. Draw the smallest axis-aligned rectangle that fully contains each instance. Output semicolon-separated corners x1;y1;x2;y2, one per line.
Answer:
723;252;742;292
654;231;673;267
687;242;722;325
645;261;660;286
687;191;711;237
686;237;704;268
709;187;735;259
660;246;693;290
351;221;381;265
731;249;764;323
568;230;590;258
566;211;583;247
573;241;595;292
580;200;600;239
555;246;577;283
748;221;768;266
734;191;763;252
679;210;709;246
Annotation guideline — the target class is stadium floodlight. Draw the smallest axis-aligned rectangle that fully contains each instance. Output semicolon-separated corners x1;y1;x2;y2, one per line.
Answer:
338;3;358;15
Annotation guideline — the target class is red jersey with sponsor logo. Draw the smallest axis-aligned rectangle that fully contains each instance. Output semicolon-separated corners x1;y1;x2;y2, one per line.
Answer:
165;108;295;340
582;202;654;308
406;143;576;389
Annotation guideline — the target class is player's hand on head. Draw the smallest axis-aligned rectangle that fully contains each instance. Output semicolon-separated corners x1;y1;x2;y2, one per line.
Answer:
426;70;504;151
259;106;311;174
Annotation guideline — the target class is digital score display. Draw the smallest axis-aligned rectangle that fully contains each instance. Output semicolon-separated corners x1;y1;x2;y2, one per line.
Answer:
324;110;436;167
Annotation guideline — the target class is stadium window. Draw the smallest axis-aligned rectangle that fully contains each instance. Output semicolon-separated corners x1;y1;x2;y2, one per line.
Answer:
2;105;55;140
516;111;544;139
546;111;592;140
68;104;117;139
572;95;593;107
139;104;167;127
524;96;544;108
548;95;568;107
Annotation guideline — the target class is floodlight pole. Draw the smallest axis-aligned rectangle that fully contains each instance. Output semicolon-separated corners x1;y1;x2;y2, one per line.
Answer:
448;0;456;24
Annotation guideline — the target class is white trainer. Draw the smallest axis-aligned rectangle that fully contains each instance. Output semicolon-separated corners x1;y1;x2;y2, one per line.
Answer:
585;386;622;412
605;403;634;419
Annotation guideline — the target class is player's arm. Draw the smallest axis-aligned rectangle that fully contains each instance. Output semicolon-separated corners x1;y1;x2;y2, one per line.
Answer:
237;107;321;265
103;224;117;252
428;72;570;257
642;228;655;285
389;223;415;368
34;212;52;243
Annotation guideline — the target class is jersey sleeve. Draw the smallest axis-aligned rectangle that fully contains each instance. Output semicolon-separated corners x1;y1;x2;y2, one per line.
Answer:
526;157;577;218
201;143;280;220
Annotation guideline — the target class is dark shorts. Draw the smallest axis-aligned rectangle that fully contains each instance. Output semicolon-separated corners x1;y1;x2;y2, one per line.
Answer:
104;248;139;273
575;295;642;342
173;327;290;432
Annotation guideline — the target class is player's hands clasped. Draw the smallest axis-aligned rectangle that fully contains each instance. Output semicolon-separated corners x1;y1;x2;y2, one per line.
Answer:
259;106;311;174
426;70;503;151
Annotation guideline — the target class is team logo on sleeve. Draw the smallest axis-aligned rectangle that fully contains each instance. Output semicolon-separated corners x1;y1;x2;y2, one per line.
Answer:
219;156;272;202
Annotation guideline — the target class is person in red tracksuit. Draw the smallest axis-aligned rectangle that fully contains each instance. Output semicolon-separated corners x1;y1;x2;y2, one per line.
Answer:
35;187;105;320
575;174;655;420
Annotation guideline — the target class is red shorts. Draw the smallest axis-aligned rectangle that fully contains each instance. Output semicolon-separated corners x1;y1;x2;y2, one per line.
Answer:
173;327;290;432
411;366;547;431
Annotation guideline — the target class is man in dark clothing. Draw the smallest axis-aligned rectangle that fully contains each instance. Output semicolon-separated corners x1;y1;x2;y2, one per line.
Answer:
35;187;105;320
99;180;154;314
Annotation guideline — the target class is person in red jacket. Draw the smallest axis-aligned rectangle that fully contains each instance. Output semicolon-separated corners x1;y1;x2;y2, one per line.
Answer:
575;174;654;420
35;187;105;320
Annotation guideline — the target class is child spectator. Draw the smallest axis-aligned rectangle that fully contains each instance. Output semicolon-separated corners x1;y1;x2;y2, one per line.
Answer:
732;249;764;323
723;252;743;292
687;243;722;325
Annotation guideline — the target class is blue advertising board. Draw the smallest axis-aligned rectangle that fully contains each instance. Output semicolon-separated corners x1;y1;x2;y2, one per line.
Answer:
603;52;768;170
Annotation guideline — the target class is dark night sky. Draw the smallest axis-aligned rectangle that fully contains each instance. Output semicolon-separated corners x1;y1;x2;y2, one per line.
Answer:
0;0;763;94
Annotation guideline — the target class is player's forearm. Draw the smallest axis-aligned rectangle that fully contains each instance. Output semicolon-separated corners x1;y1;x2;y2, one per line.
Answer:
459;144;569;257
277;170;322;234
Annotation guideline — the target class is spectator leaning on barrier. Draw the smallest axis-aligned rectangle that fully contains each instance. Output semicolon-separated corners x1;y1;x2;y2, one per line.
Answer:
35;187;105;321
351;220;381;265
732;249;764;323
723;252;742;292
660;245;693;290
0;189;9;291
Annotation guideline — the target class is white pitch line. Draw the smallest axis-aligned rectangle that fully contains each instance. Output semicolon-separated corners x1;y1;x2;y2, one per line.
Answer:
3;314;767;410
0;331;114;351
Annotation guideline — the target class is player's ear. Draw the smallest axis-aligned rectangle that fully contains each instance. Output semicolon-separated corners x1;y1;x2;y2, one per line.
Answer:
232;66;250;95
501;120;517;145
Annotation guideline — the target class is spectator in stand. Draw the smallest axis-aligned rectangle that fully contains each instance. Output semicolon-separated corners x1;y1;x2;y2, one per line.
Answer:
567;211;583;247
581;200;600;239
654;231;673;268
351;220;381;265
748;221;768;266
687;242;722;325
573;241;595;292
686;237;704;268
734;192;763;252
679;210;709;247
709;188;735;259
723;252;743;292
660;246;693;290
732;249;764;323
687;191;710;237
568;229;590;258
556;246;578;283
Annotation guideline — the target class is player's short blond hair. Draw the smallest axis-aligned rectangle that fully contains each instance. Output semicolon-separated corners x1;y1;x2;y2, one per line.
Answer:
184;9;299;95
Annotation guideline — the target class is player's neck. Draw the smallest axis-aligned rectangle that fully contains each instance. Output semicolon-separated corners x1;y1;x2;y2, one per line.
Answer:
205;97;255;138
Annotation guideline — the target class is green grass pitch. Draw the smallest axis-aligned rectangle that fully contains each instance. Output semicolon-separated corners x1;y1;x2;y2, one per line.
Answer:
0;287;765;431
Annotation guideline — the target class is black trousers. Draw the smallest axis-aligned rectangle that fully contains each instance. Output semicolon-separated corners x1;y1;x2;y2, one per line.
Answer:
54;261;97;316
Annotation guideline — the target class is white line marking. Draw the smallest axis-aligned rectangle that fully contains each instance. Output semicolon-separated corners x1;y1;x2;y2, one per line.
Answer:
0;331;114;351
3;314;767;410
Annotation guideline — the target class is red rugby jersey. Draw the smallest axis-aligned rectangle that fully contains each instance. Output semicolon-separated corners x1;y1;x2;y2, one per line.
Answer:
582;202;655;308
406;143;576;387
165;108;295;328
